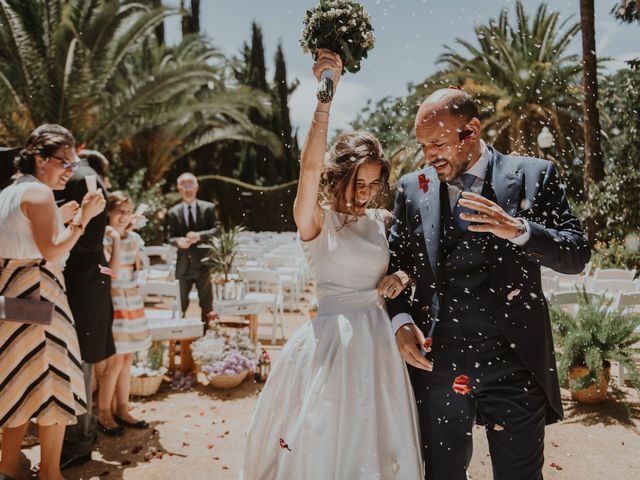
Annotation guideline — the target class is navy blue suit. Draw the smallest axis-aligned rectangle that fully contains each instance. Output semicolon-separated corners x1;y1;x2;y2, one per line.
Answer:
387;146;590;479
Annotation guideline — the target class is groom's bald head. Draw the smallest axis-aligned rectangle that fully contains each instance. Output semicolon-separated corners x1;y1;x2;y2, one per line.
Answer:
415;88;479;129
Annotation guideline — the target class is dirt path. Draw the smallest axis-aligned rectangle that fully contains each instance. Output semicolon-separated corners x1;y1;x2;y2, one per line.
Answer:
14;311;640;479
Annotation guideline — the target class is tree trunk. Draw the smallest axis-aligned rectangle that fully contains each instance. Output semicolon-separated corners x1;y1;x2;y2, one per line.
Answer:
152;0;164;45
580;0;604;244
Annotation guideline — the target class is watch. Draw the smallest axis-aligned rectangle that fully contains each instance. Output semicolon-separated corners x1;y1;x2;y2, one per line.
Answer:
513;218;527;237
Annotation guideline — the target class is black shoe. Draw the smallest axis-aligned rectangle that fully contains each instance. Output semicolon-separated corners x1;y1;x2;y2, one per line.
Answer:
0;473;17;480
114;415;149;429
59;452;92;470
97;420;125;436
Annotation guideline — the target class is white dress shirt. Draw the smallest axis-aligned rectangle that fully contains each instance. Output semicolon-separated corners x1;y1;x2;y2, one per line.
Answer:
391;141;530;334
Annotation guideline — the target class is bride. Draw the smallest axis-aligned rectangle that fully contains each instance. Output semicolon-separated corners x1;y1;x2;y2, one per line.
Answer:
240;50;424;480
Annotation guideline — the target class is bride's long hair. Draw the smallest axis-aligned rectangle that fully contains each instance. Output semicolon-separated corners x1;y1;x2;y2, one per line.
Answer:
321;130;390;226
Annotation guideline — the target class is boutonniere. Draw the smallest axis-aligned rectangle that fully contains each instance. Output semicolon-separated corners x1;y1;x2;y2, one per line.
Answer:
418;173;429;193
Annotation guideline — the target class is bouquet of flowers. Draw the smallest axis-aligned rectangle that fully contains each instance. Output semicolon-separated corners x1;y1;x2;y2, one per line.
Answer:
300;0;375;102
131;342;167;378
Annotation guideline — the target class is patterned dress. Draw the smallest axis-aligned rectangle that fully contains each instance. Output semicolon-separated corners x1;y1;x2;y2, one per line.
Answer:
104;232;151;354
0;176;86;427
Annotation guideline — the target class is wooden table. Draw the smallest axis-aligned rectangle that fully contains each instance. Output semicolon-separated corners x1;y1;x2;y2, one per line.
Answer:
213;299;263;341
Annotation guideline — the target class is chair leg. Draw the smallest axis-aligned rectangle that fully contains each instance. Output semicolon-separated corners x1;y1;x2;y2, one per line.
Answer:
271;309;277;345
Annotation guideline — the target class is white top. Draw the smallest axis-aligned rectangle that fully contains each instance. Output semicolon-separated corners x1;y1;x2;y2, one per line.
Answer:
0;175;62;260
301;208;389;315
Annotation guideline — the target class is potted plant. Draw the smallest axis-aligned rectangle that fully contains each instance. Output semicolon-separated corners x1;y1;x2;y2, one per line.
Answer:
130;342;168;397
202;225;245;300
550;291;640;403
191;327;260;389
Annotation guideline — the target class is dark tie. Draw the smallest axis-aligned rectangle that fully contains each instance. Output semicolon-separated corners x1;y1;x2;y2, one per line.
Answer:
188;204;196;229
452;173;477;231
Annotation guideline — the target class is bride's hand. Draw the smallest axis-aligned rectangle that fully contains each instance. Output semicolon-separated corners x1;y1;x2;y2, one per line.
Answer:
312;49;343;95
377;270;411;299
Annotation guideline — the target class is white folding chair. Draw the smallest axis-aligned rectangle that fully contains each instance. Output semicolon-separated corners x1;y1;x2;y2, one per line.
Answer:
589;279;639;295
547;290;599;314
263;254;304;310
541;275;560;297
241;268;285;344
610;292;640;386
591;267;637;282
139;280;182;322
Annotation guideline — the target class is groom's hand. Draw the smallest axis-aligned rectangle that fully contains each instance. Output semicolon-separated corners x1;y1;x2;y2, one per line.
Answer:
458;192;524;240
395;324;433;371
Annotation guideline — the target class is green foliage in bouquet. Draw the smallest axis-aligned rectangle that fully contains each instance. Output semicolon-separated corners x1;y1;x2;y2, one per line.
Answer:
202;225;244;282
550;291;640;391
300;0;375;74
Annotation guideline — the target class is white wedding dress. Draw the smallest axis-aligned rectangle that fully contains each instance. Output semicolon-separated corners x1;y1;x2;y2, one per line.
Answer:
241;208;424;480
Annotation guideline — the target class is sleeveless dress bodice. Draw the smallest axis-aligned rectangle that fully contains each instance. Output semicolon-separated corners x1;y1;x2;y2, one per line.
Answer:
301;208;389;315
0;176;45;259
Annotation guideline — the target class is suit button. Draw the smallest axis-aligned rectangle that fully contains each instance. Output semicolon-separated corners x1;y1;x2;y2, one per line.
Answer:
446;261;453;268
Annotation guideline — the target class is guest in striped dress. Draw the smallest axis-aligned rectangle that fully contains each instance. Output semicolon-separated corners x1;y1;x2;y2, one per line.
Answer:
95;191;151;435
0;124;106;480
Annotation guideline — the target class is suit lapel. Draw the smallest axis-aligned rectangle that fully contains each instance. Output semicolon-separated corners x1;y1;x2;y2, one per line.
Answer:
417;168;442;285
488;146;522;217
194;200;201;229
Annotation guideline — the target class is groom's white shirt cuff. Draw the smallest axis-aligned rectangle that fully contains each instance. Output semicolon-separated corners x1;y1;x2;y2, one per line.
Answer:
392;313;415;334
508;219;531;246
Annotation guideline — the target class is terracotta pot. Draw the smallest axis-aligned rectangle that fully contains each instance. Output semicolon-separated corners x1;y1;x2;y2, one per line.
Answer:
569;364;610;404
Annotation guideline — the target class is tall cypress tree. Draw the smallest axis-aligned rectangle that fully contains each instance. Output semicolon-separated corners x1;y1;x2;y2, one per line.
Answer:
237;22;276;184
272;41;300;180
181;0;200;36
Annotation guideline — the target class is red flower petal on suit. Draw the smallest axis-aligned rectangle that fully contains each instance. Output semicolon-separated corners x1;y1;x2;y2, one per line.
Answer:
418;174;430;193
452;374;472;395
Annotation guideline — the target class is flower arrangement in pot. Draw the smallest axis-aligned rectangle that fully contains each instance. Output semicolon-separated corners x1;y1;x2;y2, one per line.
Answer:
130;342;168;397
191;326;260;389
550;290;640;403
202;225;245;300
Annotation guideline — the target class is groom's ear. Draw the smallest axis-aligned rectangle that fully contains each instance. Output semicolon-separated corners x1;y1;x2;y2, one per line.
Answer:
459;118;481;142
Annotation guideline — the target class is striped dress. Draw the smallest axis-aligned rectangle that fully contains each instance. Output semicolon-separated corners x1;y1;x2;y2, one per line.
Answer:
0;177;86;428
104;232;151;353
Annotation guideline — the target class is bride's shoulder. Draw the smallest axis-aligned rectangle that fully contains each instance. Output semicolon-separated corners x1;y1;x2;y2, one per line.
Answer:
367;208;392;228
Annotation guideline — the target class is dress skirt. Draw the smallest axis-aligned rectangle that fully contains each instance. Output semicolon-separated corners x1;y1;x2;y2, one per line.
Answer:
111;281;151;354
241;290;424;480
0;259;87;427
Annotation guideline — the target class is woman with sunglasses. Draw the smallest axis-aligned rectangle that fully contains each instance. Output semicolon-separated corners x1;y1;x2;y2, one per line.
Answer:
0;124;105;480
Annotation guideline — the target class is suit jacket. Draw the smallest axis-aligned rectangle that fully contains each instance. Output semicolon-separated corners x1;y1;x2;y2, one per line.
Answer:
167;199;218;279
387;145;591;424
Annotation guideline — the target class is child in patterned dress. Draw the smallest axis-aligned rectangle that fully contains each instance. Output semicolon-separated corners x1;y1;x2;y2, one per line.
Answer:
96;191;151;434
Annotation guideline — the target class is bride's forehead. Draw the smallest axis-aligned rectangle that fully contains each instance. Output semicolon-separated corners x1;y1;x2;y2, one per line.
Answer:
356;163;381;180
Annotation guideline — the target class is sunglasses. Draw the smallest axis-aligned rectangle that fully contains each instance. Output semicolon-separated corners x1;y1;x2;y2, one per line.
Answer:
48;154;80;171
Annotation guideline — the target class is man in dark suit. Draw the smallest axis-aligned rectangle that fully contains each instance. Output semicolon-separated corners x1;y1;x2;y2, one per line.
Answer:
56;150;114;468
387;88;590;480
167;173;217;328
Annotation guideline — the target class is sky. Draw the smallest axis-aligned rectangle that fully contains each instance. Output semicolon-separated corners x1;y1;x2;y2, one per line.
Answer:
163;0;640;134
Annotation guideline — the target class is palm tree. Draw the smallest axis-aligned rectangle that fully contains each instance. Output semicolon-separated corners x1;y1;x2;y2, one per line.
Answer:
438;1;583;159
580;0;604;243
115;34;282;183
0;0;271;172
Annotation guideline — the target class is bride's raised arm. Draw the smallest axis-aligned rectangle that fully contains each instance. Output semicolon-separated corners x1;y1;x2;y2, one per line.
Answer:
293;49;342;242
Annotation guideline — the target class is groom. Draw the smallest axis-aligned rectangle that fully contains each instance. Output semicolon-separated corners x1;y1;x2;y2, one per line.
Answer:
387;88;590;479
